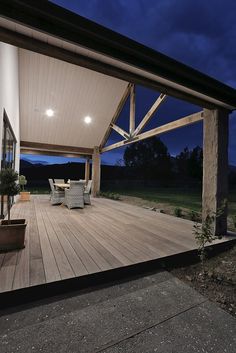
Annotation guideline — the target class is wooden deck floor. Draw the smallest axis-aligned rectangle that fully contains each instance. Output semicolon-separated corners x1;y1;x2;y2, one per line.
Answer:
0;195;233;293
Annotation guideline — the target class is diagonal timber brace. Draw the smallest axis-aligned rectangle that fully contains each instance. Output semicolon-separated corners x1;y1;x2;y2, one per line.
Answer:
102;111;203;153
133;93;167;136
104;83;168;145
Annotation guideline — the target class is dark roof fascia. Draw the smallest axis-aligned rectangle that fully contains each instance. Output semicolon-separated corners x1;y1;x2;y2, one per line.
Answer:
0;0;236;109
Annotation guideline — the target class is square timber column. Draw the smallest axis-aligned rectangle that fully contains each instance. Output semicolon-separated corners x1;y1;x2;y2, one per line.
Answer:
91;146;101;197
84;158;90;184
202;108;229;235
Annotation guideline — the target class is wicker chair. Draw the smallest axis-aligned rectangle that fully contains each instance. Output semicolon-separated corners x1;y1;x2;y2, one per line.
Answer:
54;178;65;184
48;178;65;205
64;181;84;209
54;178;65;190
84;180;92;205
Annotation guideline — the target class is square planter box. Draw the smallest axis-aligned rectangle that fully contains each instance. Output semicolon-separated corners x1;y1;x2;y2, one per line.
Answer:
0;219;27;251
20;192;31;201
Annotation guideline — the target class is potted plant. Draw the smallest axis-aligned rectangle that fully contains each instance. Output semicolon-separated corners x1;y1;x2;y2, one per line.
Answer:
19;174;30;201
0;168;26;251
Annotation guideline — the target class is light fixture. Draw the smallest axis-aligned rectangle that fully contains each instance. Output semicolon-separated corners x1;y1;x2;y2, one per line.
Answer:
84;116;92;124
45;109;54;117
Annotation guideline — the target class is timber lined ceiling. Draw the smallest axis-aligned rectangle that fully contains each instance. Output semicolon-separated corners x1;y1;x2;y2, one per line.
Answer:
0;16;235;110
19;49;128;148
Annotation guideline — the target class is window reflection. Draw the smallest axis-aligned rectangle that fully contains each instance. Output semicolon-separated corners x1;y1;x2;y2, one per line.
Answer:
1;111;16;218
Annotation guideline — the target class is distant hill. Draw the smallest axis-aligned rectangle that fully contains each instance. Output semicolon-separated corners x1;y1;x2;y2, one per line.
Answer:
19;158;236;171
230;165;236;172
19;158;236;189
20;159;34;169
21;158;48;166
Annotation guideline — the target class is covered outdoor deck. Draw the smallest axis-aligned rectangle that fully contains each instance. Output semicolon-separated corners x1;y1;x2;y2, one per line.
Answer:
0;195;233;294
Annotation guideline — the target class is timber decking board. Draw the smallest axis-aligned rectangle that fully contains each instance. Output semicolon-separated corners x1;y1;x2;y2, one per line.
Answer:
0;195;233;293
34;197;61;283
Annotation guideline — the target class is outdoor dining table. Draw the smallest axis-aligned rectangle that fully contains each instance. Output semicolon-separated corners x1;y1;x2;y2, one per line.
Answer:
54;181;86;190
54;183;70;189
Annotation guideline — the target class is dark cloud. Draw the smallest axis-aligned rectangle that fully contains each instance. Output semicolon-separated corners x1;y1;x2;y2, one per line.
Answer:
51;0;236;165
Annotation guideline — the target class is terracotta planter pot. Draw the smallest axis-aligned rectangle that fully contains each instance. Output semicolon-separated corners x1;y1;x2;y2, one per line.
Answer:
20;192;31;201
0;219;27;251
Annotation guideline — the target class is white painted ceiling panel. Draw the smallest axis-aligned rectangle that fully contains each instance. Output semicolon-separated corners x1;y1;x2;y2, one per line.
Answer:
19;49;128;148
1;17;234;109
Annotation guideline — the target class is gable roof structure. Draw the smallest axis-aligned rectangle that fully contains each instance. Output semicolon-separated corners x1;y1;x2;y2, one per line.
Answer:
0;0;235;156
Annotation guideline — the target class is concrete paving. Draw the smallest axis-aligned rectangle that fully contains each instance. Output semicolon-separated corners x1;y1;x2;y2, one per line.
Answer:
0;271;235;353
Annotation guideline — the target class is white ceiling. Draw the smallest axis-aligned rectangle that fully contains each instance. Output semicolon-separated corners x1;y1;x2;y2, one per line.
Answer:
1;16;234;110
19;49;128;148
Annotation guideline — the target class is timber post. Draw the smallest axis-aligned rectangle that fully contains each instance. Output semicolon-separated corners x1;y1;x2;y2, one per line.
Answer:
202;108;229;235
91;146;101;197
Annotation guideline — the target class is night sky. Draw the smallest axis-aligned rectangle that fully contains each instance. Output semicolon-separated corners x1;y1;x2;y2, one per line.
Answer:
23;0;236;166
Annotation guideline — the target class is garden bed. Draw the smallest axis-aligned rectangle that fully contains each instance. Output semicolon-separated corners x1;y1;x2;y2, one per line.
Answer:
110;193;236;230
171;244;236;317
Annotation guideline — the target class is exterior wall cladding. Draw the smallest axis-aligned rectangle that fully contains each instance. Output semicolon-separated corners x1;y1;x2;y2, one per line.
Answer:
0;42;20;172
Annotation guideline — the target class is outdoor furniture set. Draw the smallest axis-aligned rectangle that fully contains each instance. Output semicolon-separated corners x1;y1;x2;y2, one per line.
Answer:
48;179;92;209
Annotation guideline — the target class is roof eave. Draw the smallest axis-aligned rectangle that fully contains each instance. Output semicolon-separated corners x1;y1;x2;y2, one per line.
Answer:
0;0;236;110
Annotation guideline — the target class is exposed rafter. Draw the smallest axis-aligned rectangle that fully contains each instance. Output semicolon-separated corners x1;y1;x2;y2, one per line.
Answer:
102;111;203;153
133;93;167;136
102;83;167;149
110;123;130;139
100;83;132;148
129;84;135;134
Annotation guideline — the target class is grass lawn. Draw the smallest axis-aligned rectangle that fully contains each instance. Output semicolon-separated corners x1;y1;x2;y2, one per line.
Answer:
114;187;202;211
26;184;236;228
102;186;236;221
27;186;50;194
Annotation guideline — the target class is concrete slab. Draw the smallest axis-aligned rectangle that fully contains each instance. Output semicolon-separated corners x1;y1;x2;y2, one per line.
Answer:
103;301;236;353
0;272;235;353
0;271;172;335
0;274;205;353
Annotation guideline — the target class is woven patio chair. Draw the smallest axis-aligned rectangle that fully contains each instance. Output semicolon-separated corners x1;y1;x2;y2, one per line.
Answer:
48;178;65;205
64;181;84;209
84;180;92;205
54;178;65;184
54;178;65;190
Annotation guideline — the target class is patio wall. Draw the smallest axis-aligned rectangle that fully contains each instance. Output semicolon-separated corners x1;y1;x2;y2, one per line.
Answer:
0;42;20;171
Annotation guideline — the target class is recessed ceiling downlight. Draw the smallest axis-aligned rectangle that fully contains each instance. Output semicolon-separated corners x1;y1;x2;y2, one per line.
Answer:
46;109;54;117
84;116;92;124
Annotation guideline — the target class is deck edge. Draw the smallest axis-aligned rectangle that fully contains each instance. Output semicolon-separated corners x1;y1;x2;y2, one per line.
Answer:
0;237;235;311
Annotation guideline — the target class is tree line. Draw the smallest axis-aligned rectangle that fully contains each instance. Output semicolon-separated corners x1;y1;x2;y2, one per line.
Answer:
123;136;203;183
20;136;236;188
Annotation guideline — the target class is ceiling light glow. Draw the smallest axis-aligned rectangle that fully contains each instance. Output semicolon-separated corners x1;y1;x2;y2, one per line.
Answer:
46;109;54;117
84;116;92;124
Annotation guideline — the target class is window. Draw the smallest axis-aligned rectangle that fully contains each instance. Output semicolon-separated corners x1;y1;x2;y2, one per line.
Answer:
1;110;17;218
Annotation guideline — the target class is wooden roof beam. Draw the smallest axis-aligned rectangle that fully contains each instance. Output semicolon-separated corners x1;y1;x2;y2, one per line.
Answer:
129;84;135;135
100;83;132;148
102;111;203;153
133;93;167;136
110;123;130;139
20;141;93;156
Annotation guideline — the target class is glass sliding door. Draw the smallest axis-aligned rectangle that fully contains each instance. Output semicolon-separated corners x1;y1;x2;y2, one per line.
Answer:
1;110;17;218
